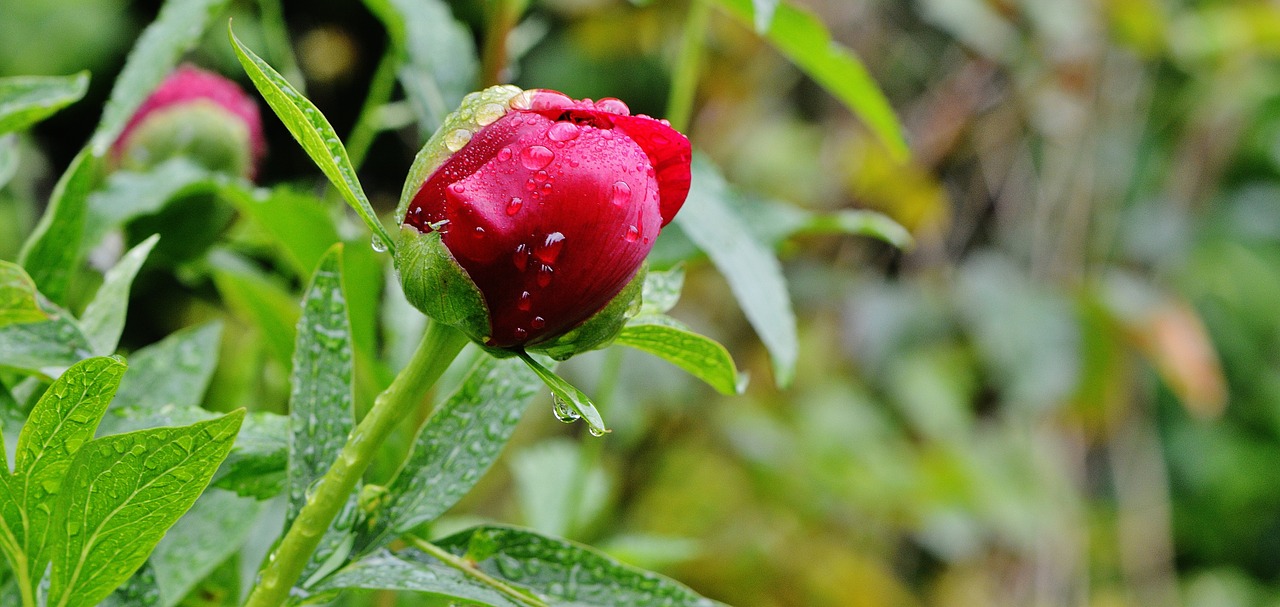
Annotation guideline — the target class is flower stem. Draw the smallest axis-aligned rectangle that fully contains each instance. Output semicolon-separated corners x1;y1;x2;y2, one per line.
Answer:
345;48;400;171
242;321;469;607
481;0;524;86
407;536;549;607
665;0;712;133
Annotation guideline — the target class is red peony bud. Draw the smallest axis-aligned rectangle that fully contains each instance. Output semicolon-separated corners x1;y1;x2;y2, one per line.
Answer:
113;65;266;177
395;86;691;357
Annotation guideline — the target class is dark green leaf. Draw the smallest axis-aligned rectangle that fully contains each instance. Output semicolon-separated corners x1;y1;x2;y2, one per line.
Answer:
149;488;264;607
516;352;607;436
47;410;244;607
10;356;127;591
83;159;223;253
0;261;51;327
361;356;540;551
676;156;796;387
226;186;342;278
80;235;159;356
100;561;161;607
18;150;102;305
617;317;743;395
363;0;477;133
712;0;908;160
308;549;522;607
229;26;395;254
433;526;723;607
0;73;90;134
88;0;232;155
105;321;222;431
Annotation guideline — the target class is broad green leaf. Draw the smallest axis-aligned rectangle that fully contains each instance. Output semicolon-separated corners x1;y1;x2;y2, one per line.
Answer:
307;549;521;607
149;488;264;607
287;245;358;580
617;316;743;395
229;26;396;255
676;156;796;387
10;356;127;590
212;267;300;366
0;261;50;327
226;186;342;278
18;150;102;305
106;321;222;427
0;306;94;377
510;439;609;538
712;0;908;160
363;0;478;133
360;356;540;551
80;235;159;356
100;562;161;607
516;352;608;436
433;526;723;607
47;410;245;607
83;159;223;253
211;411;289;499
640;264;685;315
88;0;232;155
0;73;89;134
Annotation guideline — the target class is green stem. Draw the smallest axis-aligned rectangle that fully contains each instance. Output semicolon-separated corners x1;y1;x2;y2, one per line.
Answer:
242;322;469;607
345;49;400;172
665;0;712;132
407;536;548;607
481;0;523;86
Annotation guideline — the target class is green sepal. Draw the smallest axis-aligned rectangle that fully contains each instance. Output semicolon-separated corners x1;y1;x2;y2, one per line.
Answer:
394;84;523;224
117;101;254;176
394;224;492;346
527;265;646;361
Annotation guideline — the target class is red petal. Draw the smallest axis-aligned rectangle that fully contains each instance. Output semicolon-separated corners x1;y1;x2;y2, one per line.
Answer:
607;115;691;227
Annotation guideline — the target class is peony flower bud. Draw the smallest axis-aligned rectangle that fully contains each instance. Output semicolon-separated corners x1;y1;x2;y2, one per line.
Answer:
395;86;692;359
113;65;266;178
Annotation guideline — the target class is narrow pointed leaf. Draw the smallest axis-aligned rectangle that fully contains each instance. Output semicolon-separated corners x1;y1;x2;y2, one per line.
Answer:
0;72;89;134
676;156;796;387
750;0;779;32
80;235;159;356
516;352;607;436
18;150;101;305
617;316;743;395
229;26;395;254
47;410;245;607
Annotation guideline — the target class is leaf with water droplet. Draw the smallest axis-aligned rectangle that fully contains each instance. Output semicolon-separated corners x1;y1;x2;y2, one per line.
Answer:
515;352;607;436
617;315;745;396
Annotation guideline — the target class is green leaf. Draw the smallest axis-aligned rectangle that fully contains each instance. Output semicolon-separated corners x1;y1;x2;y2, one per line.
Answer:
676;156;797;387
148;488;264;607
360;356;540;551
105;321;223;430
737;194;914;250
308;549;522;607
18;150;102;305
211;411;289;499
228;25;396;255
88;0;232;155
0;134;18;190
617;316;743;395
47;409;245;607
9;356;127;590
0;73;90;134
712;0;908;160
432;526;723;607
212;267;300;366
750;0;779;32
363;0;478;133
287;245;358;580
515;352;608;436
80;235;159;356
640;264;685;315
83;159;224;253
0;261;51;327
227;186;342;278
0;306;94;378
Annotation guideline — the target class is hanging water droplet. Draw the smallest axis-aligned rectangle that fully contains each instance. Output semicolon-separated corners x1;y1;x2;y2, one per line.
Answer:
536;232;565;264
588;425;607;437
371;234;388;253
514;327;528;341
610;181;632;207
520;145;555;170
445;129;473;152
552;396;580;423
517;291;532;311
532;316;545;329
625;225;640;242
547;122;581;142
506;196;524;216
537;264;554;287
475;102;506;126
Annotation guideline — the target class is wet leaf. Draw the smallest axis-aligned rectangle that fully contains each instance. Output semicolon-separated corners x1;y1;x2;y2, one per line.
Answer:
617;316;743;395
0;261;51;327
80;235;159;356
148;488;264;607
516;352;607;436
307;549;522;606
18;150;102;305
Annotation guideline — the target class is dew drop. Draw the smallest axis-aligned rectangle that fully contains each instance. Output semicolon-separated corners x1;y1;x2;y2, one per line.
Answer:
371;234;388;253
497;147;513;162
625;225;640;242
520;145;555;170
475;102;506;126
473;226;486;239
535;232;566;264
517;291;532;311
547;122;581;142
525;179;537;192
513;244;529;271
610;181;632;207
588;425;607;437
552;396;580;423
535;170;549;182
537;264;554;287
595;98;630;115
532;316;546;329
506;196;524;216
541;182;553;194
445;128;473;152
514;327;528;341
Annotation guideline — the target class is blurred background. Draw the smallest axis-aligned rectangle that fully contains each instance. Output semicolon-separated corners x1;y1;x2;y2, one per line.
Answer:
3;0;1277;605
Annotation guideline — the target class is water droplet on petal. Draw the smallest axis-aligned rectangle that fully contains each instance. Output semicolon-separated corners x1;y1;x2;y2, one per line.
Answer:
473;226;486;238
541;182;553;194
506;196;523;215
515;327;528;341
625;225;639;242
520;145;555;170
548;122;581;142
610;181;632;207
595;98;630;115
513;244;529;271
445;129;473;152
535;170;549;182
371;234;387;252
518;291;532;311
497;147;513;162
525;179;537;192
536;232;565;264
532;316;545;329
475;102;506;126
537;264;554;287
